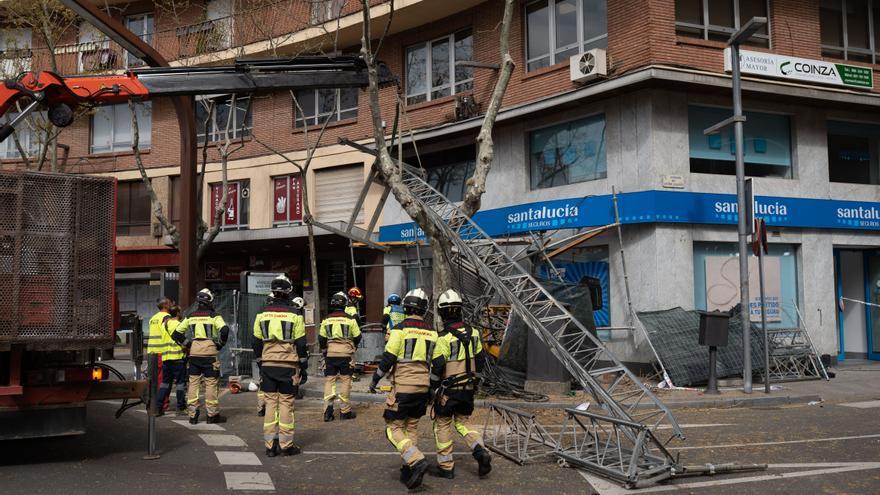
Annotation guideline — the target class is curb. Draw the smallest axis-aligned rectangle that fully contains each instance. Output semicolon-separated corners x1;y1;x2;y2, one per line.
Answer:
300;386;823;411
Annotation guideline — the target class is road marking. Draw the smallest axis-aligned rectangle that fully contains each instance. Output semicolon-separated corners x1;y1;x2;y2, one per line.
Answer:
579;462;880;494
840;400;880;409
668;433;880;450
200;434;247;447
215;451;262;466
301;450;474;456
224;472;275;491
171;419;225;431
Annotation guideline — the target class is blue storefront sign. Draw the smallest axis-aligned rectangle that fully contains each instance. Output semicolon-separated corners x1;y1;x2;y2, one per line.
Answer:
378;190;880;242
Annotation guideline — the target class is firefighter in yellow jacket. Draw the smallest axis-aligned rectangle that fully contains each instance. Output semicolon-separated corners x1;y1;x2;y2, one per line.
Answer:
257;295;305;418
152;302;188;416
369;288;445;490
319;292;361;422
172;288;229;424
430;289;492;479
252;275;308;457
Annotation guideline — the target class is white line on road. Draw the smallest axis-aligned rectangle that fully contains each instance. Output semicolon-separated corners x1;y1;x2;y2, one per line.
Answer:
215;451;262;466
301;450;475;456
580;462;880;494
224;472;275;491
200;434;247;447
668;433;880;450
171;419;225;431
840;400;880;409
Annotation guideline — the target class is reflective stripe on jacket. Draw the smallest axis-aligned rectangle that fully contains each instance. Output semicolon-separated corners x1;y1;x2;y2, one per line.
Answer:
319;311;361;357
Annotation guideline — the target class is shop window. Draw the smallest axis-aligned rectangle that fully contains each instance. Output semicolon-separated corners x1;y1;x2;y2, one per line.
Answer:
820;0;880;63
525;0;608;71
828;120;880;184
210;179;249;230
409;145;476;202
90;102;152;154
196;95;252;143
688;105;792;178
293;88;358;128
529;114;607;190
124;13;154;67
273;174;304;226
405;258;432;292
117;180;151;236
675;0;770;47
405;29;473;104
693;242;799;329
537;246;611;340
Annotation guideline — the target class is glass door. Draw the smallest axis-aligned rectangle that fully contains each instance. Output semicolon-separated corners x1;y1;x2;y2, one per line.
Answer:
865;252;880;360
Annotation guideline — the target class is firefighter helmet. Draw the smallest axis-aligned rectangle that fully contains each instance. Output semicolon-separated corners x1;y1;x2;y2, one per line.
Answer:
387;293;402;305
196;288;214;304
270;275;293;296
347;287;363;301
292;296;305;310
403;288;429;316
330;292;348;310
437;289;463;308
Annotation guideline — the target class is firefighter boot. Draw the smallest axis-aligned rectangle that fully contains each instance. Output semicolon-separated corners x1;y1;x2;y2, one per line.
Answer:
207;414;227;424
323;404;334;422
282;444;302;456
473;445;492;477
340;410;357;420
266;439;279;458
189;409;200;425
399;464;411;483
405;459;429;489
428;464;455;479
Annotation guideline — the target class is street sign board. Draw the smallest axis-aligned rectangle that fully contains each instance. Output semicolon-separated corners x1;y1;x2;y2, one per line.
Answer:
724;48;873;89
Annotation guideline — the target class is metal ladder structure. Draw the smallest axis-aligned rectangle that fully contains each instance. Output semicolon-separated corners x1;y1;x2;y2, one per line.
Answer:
396;165;685;487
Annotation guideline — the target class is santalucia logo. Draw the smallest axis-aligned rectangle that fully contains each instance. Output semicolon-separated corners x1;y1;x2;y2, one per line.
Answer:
507;204;580;225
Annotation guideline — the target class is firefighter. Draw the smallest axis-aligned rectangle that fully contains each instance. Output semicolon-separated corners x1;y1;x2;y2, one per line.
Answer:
369;288;445;490
172;288;229;424
319;292;361;422
430;289;492;479
257;295;305;417
146;297;174;356
155;304;188;416
345;286;363;322
252;275;308;457
381;293;405;341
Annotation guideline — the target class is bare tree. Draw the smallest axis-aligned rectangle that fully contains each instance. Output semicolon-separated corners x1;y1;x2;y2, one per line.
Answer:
359;0;516;308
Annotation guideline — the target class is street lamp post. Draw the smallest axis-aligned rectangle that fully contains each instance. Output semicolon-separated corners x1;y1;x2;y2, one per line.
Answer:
705;17;767;394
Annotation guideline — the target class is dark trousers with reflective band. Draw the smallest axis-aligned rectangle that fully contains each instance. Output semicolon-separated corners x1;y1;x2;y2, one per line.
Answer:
384;391;430;466
261;366;296;450
433;389;483;470
187;356;220;418
156;358;187;411
323;357;353;413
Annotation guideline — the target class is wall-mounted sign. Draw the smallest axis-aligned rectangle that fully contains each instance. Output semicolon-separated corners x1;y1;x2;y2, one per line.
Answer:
724;48;873;89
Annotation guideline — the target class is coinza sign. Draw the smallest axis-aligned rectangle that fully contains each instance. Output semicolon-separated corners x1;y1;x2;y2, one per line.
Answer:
723;48;873;89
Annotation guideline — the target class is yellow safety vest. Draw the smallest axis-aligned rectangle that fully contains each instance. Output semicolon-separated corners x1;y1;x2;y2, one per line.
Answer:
319;311;361;357
344;305;359;318
253;303;305;367
385;317;442;392
383;305;406;332
437;323;482;383
175;311;227;357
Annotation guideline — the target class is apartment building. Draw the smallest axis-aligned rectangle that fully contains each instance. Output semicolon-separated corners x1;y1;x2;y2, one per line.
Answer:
2;1;880;365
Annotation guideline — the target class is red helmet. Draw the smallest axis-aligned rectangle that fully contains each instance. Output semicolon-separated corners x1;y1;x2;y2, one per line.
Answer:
347;287;363;300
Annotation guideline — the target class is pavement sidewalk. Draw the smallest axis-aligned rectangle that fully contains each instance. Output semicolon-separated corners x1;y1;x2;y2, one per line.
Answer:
298;359;880;411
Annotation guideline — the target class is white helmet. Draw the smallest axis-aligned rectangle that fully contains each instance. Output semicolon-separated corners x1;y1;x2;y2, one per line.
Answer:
438;289;463;308
196;288;214;304
403;288;429;315
271;274;293;295
291;296;305;310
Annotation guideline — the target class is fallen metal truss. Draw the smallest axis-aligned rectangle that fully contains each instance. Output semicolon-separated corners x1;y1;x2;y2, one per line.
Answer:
766;327;829;382
482;403;559;465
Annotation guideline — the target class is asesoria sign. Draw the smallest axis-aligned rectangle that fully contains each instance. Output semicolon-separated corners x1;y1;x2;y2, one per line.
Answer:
723;48;873;89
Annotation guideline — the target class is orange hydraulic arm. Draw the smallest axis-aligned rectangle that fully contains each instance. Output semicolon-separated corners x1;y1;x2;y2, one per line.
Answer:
0;56;392;143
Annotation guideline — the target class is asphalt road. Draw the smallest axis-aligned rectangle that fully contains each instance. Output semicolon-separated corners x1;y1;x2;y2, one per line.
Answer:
1;392;879;494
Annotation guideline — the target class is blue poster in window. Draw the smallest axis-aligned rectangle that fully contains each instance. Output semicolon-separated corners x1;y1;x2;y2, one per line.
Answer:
537;261;610;327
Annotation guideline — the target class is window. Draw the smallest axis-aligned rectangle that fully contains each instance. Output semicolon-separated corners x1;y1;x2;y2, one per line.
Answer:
529;114;607;189
293;88;357;128
409;145;477;202
273;174;303;226
405;29;473;104
406;258;432;292
820;0;880;63
117;180;151;236
311;0;345;24
210;179;249;230
196;95;252;143
675;0;770;47
0;111;44;159
78;22;115;72
206;0;233;49
688;106;791;178
125;13;155;68
90;102;152;154
693;242;799;329
525;0;608;71
0;28;32;77
827;120;880;184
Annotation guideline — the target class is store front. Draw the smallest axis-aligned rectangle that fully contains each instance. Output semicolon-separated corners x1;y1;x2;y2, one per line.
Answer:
835;249;880;361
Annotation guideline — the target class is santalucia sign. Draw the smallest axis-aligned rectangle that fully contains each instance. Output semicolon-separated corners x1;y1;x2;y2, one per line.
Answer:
723;48;873;89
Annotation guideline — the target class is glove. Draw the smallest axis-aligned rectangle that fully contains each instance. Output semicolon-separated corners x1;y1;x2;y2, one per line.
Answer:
369;374;380;394
299;367;308;385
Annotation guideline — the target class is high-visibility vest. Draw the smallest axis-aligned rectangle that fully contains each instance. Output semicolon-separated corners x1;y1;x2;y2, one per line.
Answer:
383;305;405;332
175;311;227;357
146;311;170;355
437;322;482;383
384;317;441;392
344;304;359;318
319;311;361;357
253;305;305;343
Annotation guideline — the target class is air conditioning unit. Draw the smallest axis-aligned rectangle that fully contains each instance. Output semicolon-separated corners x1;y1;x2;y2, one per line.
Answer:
570;48;607;84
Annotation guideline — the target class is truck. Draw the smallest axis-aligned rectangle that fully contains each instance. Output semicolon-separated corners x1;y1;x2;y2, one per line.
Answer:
0;170;144;440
